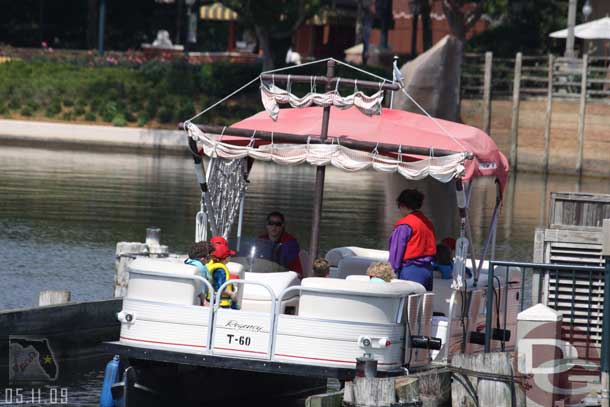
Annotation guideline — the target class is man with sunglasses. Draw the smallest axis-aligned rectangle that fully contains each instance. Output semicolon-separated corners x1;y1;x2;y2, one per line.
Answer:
257;211;303;277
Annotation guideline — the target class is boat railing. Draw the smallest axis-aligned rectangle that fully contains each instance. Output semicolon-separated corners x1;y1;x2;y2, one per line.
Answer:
484;260;606;355
127;269;216;350
213;279;277;357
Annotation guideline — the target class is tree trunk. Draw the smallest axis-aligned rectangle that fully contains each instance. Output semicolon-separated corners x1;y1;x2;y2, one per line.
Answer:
421;0;432;51
87;0;98;49
256;26;274;71
411;12;419;57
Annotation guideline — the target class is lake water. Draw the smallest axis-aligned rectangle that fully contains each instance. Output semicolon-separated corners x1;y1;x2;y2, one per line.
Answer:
1;145;609;403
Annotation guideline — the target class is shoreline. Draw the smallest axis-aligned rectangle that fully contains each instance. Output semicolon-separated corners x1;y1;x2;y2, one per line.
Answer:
0;119;189;156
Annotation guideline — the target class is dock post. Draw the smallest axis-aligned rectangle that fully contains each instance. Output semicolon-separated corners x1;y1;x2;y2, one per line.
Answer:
601;219;610;407
576;54;588;177
509;52;522;169
543;54;554;173
115;228;168;297
482;51;493;136
38;290;71;306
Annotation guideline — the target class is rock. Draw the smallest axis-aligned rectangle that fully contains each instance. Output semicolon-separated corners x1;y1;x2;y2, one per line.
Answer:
393;35;463;122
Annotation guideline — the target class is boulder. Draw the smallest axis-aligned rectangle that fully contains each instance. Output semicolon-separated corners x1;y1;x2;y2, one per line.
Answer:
393;35;463;122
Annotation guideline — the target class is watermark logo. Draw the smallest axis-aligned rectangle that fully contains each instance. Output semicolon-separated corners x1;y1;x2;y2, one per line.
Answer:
9;336;59;383
517;322;600;406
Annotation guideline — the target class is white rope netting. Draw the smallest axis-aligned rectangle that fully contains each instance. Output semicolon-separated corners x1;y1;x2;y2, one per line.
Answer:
202;157;249;239
186;122;466;183
261;81;384;121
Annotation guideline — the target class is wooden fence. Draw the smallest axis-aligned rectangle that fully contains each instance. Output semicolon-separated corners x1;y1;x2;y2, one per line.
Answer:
461;52;610;175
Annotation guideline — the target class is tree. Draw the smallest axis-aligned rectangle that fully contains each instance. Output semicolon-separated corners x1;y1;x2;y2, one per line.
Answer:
440;0;485;41
223;0;321;71
409;0;434;56
468;0;568;56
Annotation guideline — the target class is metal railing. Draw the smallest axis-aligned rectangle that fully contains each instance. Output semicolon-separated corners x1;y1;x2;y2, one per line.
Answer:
483;260;607;362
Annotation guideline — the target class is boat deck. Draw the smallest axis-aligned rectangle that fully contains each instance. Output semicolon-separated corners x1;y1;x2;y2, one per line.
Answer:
104;341;398;380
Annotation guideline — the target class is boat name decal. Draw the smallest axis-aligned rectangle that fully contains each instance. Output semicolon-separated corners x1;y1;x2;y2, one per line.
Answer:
224;320;264;332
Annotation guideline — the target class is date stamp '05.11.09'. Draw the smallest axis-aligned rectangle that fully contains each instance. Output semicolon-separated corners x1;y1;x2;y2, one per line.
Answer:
2;336;69;405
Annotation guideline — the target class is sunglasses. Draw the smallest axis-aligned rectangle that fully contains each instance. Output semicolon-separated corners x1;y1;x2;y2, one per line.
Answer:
267;221;283;227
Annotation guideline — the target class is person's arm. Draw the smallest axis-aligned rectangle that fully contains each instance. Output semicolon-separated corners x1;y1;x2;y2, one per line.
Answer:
281;239;303;276
388;225;412;272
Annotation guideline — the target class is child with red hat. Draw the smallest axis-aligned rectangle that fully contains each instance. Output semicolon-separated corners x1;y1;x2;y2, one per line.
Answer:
206;236;237;309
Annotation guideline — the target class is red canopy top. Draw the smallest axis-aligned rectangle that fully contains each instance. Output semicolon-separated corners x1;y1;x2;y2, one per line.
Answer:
226;106;509;189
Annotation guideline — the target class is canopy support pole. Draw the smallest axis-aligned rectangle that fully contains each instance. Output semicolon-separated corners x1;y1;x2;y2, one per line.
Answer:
307;60;336;275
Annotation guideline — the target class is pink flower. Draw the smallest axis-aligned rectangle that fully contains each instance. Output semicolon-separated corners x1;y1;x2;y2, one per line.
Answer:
41;41;48;48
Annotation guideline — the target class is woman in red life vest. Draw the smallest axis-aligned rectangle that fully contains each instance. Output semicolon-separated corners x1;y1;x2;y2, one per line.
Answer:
388;189;437;291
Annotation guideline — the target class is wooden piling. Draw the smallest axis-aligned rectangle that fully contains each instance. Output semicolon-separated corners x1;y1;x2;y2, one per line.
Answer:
482;51;493;135
38;290;71;306
543;54;554;173
343;377;396;406
509;52;522;169
451;352;524;407
576;54;589;176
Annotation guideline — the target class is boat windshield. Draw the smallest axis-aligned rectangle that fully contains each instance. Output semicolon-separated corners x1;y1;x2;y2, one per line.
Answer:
232;237;290;273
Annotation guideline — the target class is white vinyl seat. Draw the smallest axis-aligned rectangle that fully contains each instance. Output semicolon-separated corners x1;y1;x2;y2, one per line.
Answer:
241;271;300;313
298;277;425;324
127;257;204;305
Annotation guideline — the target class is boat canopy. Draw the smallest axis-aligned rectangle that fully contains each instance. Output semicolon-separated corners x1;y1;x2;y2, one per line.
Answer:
187;106;509;189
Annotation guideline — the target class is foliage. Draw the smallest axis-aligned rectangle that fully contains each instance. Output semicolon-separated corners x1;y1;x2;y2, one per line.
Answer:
112;114;127;127
0;59;263;126
223;0;322;69
84;111;96;121
468;0;568;56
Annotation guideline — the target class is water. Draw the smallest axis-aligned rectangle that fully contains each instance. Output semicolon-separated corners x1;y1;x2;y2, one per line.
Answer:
1;145;609;403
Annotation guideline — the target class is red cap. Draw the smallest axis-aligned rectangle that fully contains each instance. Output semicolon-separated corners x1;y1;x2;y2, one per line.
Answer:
210;236;228;247
441;237;456;251
211;244;236;259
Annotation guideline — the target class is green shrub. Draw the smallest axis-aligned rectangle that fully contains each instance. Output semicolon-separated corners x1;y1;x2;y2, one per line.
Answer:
145;101;158;120
20;106;33;116
157;106;174;124
62;111;73;121
101;101;118;122
8;98;20;110
137;114;149;127
84;111;96;121
112;113;127;127
62;98;74;107
73;105;86;117
124;111;135;122
0;103;8;115
45;101;61;117
177;100;196;121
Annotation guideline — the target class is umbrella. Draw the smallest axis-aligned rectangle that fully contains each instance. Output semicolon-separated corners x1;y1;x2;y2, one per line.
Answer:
549;16;610;40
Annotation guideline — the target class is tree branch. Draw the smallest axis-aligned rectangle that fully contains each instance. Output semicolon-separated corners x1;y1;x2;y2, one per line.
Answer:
464;2;484;32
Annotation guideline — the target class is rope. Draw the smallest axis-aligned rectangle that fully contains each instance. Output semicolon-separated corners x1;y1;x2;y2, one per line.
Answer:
188;58;332;123
332;58;393;82
397;85;469;152
187;75;261;123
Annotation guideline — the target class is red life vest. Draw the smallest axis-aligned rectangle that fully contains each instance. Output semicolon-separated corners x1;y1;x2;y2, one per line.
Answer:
394;211;437;261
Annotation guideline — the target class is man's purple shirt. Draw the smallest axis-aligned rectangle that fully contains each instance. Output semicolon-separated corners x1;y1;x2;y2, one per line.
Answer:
388;224;434;271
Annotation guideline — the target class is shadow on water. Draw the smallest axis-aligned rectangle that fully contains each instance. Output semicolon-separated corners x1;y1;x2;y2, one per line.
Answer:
1;146;609;401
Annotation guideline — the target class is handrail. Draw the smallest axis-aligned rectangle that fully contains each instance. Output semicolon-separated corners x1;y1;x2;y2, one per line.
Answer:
483;260;605;353
212;279;277;358
127;269;216;350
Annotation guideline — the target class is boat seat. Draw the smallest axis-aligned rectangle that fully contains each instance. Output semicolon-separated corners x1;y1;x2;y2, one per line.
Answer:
298;277;425;324
325;246;389;268
241;271;300;313
126;257;204;306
